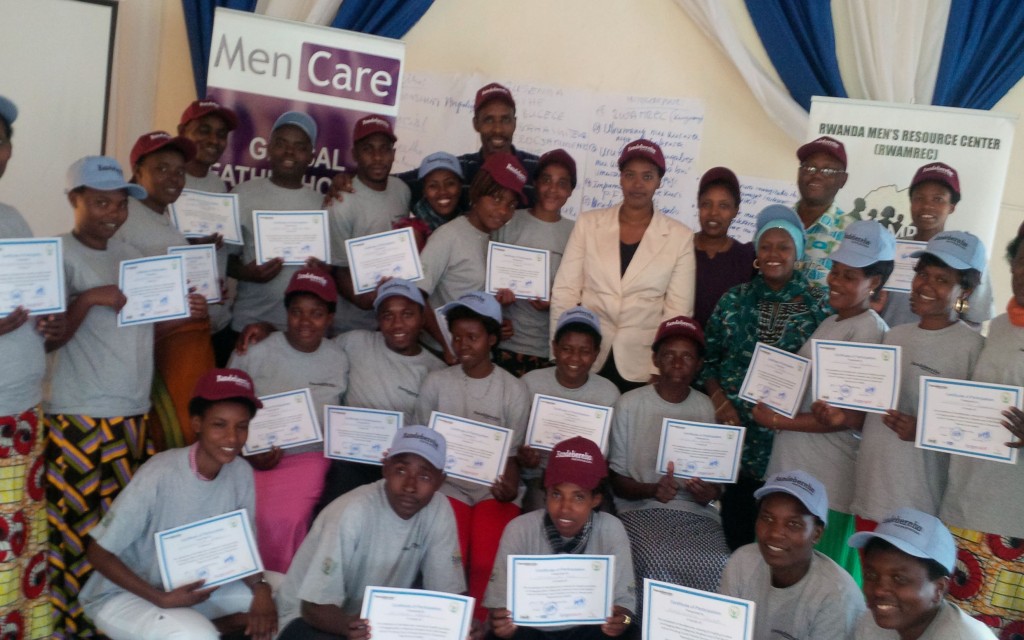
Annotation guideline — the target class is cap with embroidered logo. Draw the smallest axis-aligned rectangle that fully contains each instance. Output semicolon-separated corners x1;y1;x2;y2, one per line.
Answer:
545;436;607;490
698;166;741;207
374;278;425;310
830;220;895;268
284;268;338;304
441;291;502;325
910;230;986;272
555;306;601;336
797;136;847;168
910;162;960;200
273;111;317;144
66;156;147;200
618;139;666;176
754;469;829;525
848;507;956;573
474;82;516;113
387;425;447;471
179;100;239;131
353;114;396;144
653;315;705;352
192;368;263;409
130;131;197;167
418;151;464;181
536;149;577;189
480;152;528;205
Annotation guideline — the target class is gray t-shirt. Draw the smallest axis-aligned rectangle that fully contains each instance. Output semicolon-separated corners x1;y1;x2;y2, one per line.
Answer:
493;210;575;358
115;198;190;257
608;385;720;519
78;447;255;614
881;269;994;328
228;331;348;455
415;365;530;505
45;233;153;417
941;313;1024;537
767;310;888;513
720;545;864;640
853;601;995;639
184;172;229;193
335;330;445;424
230;178;324;331
851;321;984;521
418;215;490;348
0;203;45;415
276;480;466;628
483;509;637;624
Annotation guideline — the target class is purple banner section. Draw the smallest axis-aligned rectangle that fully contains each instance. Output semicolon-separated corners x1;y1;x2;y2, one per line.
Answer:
299;43;401;107
206;88;395;194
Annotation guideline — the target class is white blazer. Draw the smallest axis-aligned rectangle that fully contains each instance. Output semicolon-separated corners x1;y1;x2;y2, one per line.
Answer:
550;205;696;382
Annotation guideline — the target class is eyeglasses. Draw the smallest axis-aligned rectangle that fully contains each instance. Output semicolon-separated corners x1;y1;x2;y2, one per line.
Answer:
799;165;846;178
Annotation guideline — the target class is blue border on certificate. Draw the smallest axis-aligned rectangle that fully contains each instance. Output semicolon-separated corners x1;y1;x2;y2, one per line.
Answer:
485;241;552;301
169;189;243;245
526;394;613;452
0;237;66;316
117;255;190;326
428;411;512;485
253;210;329;265
323;405;403;464
884;240;928;293
739;342;810;418
509;555;613;626
345;227;424;294
155;509;261;591
643;579;754;640
362;587;473;640
657;419;744;483
812;340;900;414
168;244;222;304
916;377;1021;463
243;388;322;455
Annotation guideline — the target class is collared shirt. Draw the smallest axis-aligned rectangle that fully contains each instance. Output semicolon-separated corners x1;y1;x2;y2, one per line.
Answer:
794;201;851;289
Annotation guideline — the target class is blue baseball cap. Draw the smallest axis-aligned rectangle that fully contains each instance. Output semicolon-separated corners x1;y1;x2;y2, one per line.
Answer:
0;95;17;128
272;111;317;144
830;220;895;268
387;425;446;471
848;508;956;574
555;306;601;335
755;205;806;259
441;291;502;325
418;151;464;181
754;469;829;526
910;230;987;272
374;278;425;310
66;156;146;199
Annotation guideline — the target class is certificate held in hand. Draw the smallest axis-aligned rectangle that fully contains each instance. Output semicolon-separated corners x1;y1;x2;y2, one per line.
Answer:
657;419;744;483
525;394;613;453
509;555;614;626
428;411;512;486
361;587;474;640
486;241;551;301
0;237;66;316
168;189;243;245
643;579;754;640
117;254;190;327
344;227;424;294
155;509;263;591
916;376;1023;464
253;210;330;265
738;342;810;419
243;388;322;455
812;339;900;414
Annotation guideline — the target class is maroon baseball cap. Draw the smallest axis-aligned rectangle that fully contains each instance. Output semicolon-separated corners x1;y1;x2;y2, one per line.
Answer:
480;152;528;205
699;166;741;205
618;139;666;176
130;131;196;167
192;368;263;409
179;99;239;130
352;114;397;144
544;436;607;491
653;315;705;352
285;267;338;304
536;149;577;188
474;82;516;113
796;136;847;168
910;162;960;200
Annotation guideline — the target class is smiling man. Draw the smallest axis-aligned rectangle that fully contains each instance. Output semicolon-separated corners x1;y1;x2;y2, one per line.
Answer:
793;136;854;289
718;470;864;640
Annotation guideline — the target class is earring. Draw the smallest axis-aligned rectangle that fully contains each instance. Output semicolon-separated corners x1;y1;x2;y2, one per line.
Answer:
869;290;876;296
955;298;969;314
753;258;761;270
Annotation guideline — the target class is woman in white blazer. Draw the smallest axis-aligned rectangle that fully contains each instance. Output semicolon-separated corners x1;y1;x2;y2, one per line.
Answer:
550;139;695;391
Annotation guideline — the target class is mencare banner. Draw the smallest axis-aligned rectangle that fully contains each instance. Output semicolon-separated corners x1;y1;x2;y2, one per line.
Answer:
808;97;1015;253
206;8;405;192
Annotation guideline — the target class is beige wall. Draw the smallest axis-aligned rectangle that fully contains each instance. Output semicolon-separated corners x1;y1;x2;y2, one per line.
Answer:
146;0;1021;306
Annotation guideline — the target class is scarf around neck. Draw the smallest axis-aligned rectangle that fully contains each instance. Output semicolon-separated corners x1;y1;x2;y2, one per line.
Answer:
544;511;594;554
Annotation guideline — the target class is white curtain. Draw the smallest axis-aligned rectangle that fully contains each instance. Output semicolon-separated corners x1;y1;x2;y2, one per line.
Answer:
255;0;345;25
106;0;163;164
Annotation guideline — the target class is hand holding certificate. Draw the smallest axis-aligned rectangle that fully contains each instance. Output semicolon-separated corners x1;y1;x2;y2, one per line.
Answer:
738;342;810;418
345;228;424;294
812;340;900;414
509;555;614;626
117;255;190;326
657;419;744;483
168;189;242;245
253;210;329;265
155;509;262;590
168;244;221;303
916;377;1023;463
642;579;754;640
486;242;551;301
428;411;511;486
243;388;322;455
361;587;473;640
526;395;612;453
324;406;403;465
0;237;66;316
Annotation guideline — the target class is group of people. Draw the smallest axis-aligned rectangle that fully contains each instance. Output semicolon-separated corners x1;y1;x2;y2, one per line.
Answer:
0;78;1020;640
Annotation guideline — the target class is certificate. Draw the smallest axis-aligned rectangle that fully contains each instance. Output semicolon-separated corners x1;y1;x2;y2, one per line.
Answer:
0;237;66;316
155;509;262;591
738;342;810;418
168;189;242;245
526;394;612;453
434;305;454;354
916;376;1022;463
117;255;190;327
428;411;512;486
884;240;927;293
656;419;745;483
486;241;551;301
812;340;900;414
253;210;329;265
323;406;403;465
243;388;322;455
168;244;221;303
361;587;473;640
642;579;754;640
508;555;613;626
345;227;424;294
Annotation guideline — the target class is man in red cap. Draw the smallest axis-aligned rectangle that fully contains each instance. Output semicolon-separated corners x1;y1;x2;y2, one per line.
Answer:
177;99;239;193
794;135;853;289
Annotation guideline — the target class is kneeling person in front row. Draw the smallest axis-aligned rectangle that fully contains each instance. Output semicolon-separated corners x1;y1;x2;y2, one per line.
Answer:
276;425;466;639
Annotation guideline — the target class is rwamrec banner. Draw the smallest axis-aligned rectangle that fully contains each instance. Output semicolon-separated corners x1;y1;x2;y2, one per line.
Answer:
808;97;1015;252
205;8;405;192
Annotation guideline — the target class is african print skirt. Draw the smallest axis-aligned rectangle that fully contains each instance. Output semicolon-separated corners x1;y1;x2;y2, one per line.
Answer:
948;525;1024;639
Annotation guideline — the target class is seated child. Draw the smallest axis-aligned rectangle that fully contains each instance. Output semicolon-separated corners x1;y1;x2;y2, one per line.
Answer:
276;426;465;639
848;508;996;639
719;470;864;640
79;368;277;640
485;436;635;640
